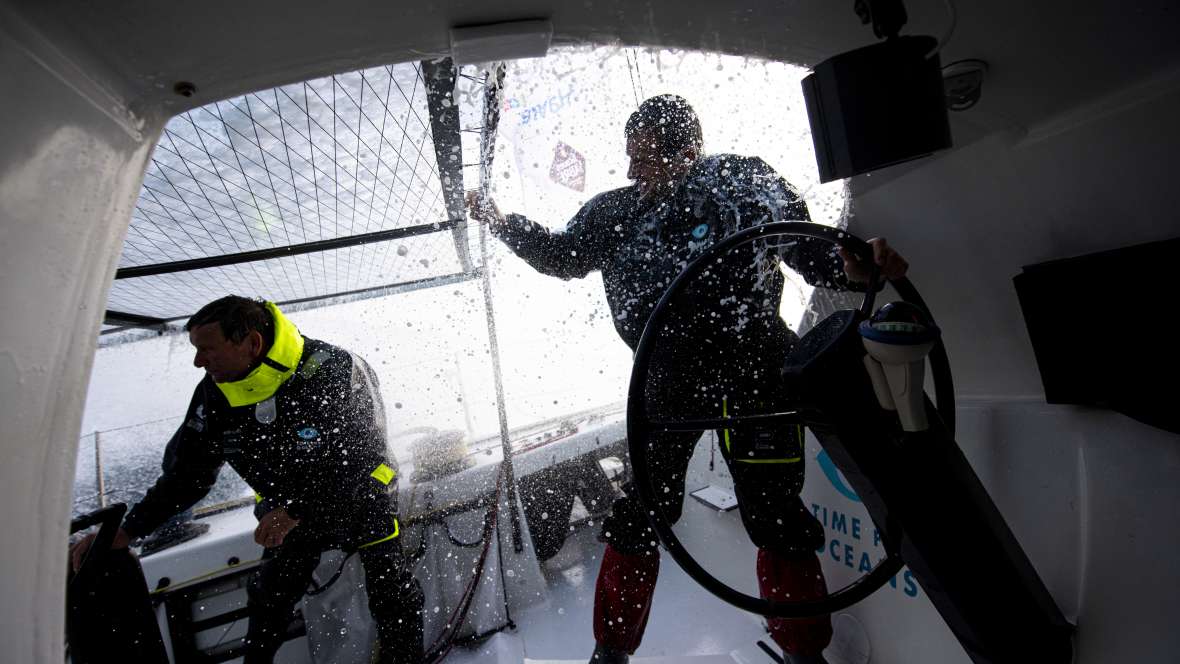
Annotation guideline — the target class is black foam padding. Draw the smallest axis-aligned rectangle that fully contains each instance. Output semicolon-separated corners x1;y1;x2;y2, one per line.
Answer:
1014;237;1180;433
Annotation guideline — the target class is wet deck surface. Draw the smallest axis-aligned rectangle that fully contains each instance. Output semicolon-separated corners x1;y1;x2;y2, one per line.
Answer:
443;505;781;663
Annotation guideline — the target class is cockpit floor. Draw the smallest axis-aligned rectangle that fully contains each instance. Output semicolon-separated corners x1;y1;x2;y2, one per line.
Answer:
441;522;778;663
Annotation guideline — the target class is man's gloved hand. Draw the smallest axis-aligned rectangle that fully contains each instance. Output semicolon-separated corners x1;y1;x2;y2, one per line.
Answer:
465;190;506;228
254;507;300;548
70;527;132;572
839;237;909;285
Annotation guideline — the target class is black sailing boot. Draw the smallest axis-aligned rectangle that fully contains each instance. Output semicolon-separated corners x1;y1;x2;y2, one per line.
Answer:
784;651;831;664
589;642;630;664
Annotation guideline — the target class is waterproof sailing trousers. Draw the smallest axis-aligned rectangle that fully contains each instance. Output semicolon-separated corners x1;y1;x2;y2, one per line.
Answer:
243;536;424;664
592;543;832;656
757;549;834;656
593;419;831;656
592;544;660;653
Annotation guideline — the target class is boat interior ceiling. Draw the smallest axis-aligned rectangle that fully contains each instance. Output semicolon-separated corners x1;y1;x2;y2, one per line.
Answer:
3;0;1180;662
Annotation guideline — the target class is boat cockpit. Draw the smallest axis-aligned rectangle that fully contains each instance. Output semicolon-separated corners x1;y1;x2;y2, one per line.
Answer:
3;0;1180;663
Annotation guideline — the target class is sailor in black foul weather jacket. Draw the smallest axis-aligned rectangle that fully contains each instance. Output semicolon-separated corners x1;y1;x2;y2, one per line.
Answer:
70;296;424;664
467;95;909;664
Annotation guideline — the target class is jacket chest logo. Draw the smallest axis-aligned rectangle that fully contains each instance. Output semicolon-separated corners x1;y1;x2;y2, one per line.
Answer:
255;396;277;424
691;223;710;239
297;427;320;441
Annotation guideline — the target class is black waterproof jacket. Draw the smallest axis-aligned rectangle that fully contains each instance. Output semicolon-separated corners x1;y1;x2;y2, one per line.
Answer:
494;154;860;397
122;339;398;544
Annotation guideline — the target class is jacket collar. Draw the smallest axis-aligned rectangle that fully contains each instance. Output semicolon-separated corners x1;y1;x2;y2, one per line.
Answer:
215;302;305;407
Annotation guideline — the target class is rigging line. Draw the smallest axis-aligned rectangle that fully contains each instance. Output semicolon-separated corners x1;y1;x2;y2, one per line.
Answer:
123;212;194;274
151;127;348;240
351;74;365;239
108;277;190;320
131;188;208;259
344;73;365;290
246;93;311;297
343;70;440;227
223;102;290;247
212;101;303;298
302;78;421;198
149;137;304;218
376;67;450;283
625;50;641;108
133;202;228;251
228;93;393;212
192;104;304;189
371;121;441;281
352;70;386;238
266;90;389;222
351;70;380;286
158;130;244;253
354;76;406;287
397;126;444;230
327;95;440;229
383;68;445;191
126;225;217;311
114;234;151;267
179;115;261;249
364;64;422;285
353;68;398;287
476;70;492;188
271;87;320;295
332;70;417;189
473;60;523;553
182;112;281;300
636;49;646;100
197;102;349;228
398;64;445;223
331;75;340;294
388;63;442;144
302;82;329;287
179;119;377;244
371;65;438;280
199;78;416;223
315;85;382;295
150;139;268;219
341;71;426;292
146;143;321;229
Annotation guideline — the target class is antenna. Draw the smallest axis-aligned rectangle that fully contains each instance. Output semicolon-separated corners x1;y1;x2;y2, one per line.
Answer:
853;0;909;40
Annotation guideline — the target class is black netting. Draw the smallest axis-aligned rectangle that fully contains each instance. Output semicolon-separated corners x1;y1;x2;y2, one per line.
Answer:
113;62;482;321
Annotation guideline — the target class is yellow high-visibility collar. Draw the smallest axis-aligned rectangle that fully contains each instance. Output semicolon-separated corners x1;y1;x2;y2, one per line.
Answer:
215;302;305;407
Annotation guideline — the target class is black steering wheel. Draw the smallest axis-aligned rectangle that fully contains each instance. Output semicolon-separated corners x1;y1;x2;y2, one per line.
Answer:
626;222;954;618
69;503;128;590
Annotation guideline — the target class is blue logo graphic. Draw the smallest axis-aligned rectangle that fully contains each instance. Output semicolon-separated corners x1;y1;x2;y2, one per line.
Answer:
297;427;319;440
816;450;861;503
691;223;710;239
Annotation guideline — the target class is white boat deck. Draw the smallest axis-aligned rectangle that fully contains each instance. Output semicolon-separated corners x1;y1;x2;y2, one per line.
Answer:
445;524;779;664
139;426;879;664
156;500;795;664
